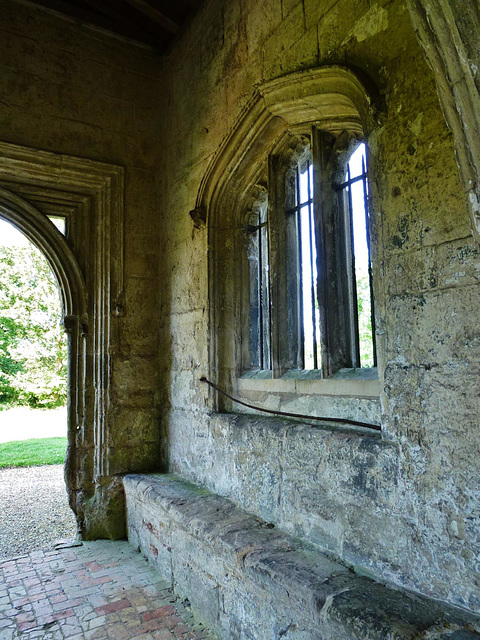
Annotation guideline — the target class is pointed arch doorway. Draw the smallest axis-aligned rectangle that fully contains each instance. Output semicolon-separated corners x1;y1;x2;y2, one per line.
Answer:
0;141;125;539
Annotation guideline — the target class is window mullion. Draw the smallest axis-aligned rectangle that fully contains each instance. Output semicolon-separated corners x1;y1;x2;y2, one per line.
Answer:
362;153;377;367
306;160;318;370
346;164;361;368
268;155;291;377
311;128;331;377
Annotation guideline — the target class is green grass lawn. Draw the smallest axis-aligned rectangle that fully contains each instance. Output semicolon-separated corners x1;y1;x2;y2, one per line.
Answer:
0;437;67;468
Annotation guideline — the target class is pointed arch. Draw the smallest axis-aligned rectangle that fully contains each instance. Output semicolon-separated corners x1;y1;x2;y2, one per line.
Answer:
0;187;87;530
191;66;380;409
0;140;125;539
0;187;87;320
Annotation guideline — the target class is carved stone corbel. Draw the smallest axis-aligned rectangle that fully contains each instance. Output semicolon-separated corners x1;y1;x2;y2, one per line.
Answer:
190;205;207;228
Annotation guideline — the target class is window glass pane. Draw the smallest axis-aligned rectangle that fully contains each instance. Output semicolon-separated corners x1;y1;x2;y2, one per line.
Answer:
298;162;321;370
346;143;375;368
48;216;66;235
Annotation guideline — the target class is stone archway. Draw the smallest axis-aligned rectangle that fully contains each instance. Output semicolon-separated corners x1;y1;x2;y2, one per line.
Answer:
0;187;87;533
0;141;125;539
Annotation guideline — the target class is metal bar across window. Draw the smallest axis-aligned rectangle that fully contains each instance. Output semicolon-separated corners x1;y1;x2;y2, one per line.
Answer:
285;198;313;216
257;211;264;368
334;171;367;192
306;161;318;369
361;154;377;367
346;164;361;368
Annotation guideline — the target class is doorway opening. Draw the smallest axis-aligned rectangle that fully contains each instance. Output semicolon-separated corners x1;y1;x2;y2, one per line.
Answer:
0;142;126;540
0;218;76;560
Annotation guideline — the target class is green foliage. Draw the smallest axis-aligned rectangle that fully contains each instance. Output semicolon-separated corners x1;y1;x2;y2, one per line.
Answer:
356;274;374;368
0;243;67;408
0;437;67;468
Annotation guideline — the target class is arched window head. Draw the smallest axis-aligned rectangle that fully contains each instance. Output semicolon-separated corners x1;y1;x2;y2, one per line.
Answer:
196;66;379;406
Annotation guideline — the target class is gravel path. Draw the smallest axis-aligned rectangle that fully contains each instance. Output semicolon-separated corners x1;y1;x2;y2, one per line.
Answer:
0;465;77;560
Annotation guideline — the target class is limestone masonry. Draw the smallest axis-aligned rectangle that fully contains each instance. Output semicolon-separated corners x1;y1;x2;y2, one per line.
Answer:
0;0;479;638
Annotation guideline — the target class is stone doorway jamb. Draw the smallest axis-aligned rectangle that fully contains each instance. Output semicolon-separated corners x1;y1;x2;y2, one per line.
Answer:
0;141;125;539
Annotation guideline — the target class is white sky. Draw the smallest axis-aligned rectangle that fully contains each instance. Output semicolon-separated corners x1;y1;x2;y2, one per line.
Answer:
0;220;30;248
298;143;370;368
349;144;369;278
0;218;65;248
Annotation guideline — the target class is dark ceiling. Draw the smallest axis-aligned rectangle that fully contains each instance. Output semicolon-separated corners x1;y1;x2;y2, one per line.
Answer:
22;0;203;53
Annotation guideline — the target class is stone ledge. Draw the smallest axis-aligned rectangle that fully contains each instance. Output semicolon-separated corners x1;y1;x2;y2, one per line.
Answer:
237;371;380;398
124;473;480;640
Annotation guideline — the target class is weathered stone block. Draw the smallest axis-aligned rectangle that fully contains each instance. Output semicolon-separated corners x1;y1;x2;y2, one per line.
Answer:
124;473;480;640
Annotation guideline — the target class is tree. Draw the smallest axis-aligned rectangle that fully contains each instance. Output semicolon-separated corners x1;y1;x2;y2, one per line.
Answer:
356;273;374;368
0;242;67;408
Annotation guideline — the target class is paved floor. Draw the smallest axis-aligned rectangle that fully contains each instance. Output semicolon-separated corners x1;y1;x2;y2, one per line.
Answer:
0;540;215;640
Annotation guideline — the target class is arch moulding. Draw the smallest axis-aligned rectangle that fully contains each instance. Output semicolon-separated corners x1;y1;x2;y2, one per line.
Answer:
0;140;125;539
191;66;376;228
189;66;378;406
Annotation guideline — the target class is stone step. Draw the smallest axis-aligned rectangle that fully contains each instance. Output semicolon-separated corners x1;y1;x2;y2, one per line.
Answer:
123;473;480;640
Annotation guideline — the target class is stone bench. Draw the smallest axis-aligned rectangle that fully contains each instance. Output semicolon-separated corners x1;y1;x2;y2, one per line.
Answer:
123;473;480;640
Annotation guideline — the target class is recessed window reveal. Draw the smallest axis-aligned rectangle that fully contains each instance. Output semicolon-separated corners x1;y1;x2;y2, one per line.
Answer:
248;203;271;370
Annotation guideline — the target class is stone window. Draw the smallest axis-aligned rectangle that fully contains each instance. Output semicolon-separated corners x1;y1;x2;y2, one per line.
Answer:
245;134;375;378
336;141;376;369
194;66;380;422
246;190;271;371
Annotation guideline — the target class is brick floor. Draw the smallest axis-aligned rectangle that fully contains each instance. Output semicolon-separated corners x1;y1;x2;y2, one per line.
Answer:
0;540;216;639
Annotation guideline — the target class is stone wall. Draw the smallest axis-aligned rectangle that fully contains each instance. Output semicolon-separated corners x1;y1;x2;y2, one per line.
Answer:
125;473;480;640
157;0;480;614
1;0;478;617
0;0;164;535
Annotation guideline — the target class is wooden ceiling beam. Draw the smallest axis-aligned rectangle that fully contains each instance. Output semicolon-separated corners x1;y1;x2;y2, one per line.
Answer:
81;0;172;43
122;0;181;34
136;0;193;21
80;0;145;28
19;0;202;51
181;0;200;8
22;0;169;49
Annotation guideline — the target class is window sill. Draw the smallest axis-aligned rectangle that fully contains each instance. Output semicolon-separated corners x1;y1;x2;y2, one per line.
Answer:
238;367;379;398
